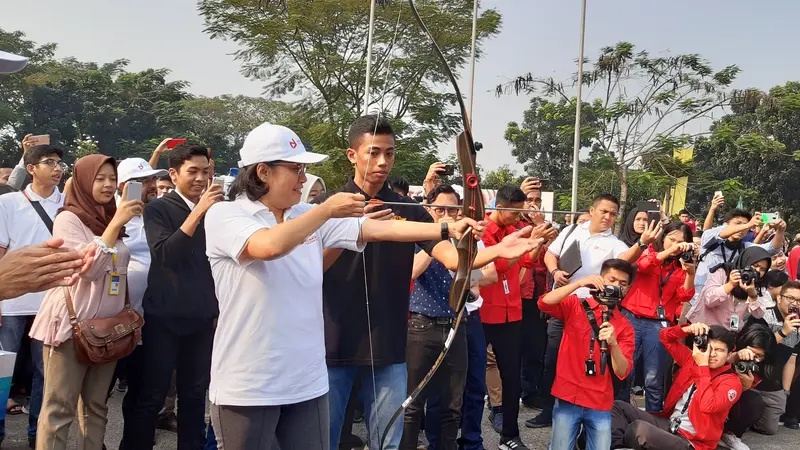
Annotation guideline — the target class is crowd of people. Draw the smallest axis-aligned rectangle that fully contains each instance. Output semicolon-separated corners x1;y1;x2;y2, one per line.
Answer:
1;50;799;450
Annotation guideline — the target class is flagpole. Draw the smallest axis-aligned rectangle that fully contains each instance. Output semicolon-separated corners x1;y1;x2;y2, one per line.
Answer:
570;0;588;213
362;0;378;115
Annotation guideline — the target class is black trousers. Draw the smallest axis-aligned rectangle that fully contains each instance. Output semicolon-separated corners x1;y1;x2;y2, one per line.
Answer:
726;389;766;437
402;314;467;450
483;320;522;439
118;345;146;449
540;318;564;416
126;315;215;450
520;299;549;405
786;371;800;419
611;400;693;449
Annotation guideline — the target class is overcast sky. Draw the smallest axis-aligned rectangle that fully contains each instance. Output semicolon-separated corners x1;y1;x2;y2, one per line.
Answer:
3;0;799;173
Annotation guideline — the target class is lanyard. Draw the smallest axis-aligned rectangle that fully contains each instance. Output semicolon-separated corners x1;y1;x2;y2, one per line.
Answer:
658;266;677;306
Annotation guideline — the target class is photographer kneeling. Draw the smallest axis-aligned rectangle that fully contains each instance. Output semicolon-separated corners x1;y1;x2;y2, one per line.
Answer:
538;259;636;450
611;323;740;450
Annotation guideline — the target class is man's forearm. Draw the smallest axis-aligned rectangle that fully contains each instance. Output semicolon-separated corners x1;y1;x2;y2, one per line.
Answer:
610;343;629;379
541;280;581;305
719;223;750;239
619;245;644;263
544;251;559;273
703;207;717;231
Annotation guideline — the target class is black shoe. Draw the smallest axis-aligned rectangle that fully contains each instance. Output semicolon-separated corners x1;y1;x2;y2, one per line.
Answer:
785;416;800;430
498;436;528;450
353;405;364;423
28;437;35;449
489;406;503;434
521;396;543;410
525;412;552;429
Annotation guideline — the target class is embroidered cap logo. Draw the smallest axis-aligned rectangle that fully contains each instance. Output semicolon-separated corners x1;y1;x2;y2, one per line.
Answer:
289;139;297;149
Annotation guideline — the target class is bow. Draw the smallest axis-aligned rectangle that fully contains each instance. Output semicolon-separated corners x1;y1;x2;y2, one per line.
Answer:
378;1;484;448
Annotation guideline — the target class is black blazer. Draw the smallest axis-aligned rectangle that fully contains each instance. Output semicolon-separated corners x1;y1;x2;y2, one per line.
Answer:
142;191;218;328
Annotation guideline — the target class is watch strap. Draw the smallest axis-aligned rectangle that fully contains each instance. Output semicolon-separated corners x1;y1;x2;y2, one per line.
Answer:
441;222;449;241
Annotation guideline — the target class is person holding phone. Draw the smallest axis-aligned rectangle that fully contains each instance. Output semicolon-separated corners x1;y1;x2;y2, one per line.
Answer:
617;222;696;412
610;323;740;450
30;154;143;450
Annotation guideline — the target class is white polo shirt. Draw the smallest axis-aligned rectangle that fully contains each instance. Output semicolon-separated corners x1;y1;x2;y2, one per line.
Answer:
117;194;150;316
205;197;366;406
0;185;64;315
547;221;629;298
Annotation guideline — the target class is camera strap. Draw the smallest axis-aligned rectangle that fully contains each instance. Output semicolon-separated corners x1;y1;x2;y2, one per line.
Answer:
658;267;677;306
582;299;601;356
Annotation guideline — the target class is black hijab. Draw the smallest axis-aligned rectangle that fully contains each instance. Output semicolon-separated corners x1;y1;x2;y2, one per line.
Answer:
619;208;643;247
730;246;772;299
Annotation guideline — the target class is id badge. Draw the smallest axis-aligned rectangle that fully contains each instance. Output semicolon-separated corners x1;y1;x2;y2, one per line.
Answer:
585;359;597;377
108;272;121;296
729;314;740;331
656;305;667;321
502;279;510;295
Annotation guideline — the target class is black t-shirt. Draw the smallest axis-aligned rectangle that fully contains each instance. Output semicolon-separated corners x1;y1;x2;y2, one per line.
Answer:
315;178;440;366
747;310;799;392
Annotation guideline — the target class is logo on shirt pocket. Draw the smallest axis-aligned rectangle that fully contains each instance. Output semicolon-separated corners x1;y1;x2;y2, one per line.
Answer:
304;235;319;245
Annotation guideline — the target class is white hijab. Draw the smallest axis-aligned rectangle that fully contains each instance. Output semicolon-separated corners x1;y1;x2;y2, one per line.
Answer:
301;174;327;203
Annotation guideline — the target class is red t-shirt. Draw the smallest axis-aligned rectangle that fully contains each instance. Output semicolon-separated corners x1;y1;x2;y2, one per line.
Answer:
538;294;635;411
622;245;695;322
683;219;698;233
480;215;534;324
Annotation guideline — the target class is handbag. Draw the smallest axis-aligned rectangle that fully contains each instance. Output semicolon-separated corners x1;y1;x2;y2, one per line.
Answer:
64;282;144;365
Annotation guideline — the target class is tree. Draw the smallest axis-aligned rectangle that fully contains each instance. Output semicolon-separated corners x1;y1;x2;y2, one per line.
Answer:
498;42;740;219
199;0;501;187
481;165;520;190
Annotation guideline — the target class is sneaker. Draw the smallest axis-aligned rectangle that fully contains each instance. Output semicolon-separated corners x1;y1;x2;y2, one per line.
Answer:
498;436;528;450
156;412;178;432
632;385;644;396
524;412;552;429
785;416;800;430
718;433;750;450
489;406;503;434
116;379;128;392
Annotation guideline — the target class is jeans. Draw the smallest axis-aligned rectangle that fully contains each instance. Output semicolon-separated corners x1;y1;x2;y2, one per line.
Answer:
619;309;669;412
0;315;42;440
426;310;486;450
549;399;611;450
402;314;467;450
482;321;522;439
521;299;549;405
540;319;564;416
205;423;217;450
328;363;407;450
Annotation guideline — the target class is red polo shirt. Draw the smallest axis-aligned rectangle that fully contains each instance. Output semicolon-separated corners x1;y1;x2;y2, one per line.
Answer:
622;246;695;322
480;215;534;324
538;294;635;411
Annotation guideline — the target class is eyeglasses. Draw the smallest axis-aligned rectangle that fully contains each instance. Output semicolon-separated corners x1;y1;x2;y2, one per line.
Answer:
37;159;68;170
268;162;307;176
781;295;800;305
431;206;460;217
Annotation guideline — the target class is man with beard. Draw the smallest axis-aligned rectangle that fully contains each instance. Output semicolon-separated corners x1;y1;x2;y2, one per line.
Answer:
0;144;66;447
113;157;167;449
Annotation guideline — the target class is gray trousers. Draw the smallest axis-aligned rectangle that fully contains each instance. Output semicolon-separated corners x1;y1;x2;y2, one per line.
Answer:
210;394;329;450
752;389;788;435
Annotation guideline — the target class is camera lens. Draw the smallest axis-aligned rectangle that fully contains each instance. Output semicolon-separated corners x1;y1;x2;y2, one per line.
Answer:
693;335;708;352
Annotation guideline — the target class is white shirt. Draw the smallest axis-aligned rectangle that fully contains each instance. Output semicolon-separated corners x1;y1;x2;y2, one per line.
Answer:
669;384;697;435
0;185;64;315
464;240;488;312
205;197;366;406
115;194;150;315
547;221;629;298
175;189;196;211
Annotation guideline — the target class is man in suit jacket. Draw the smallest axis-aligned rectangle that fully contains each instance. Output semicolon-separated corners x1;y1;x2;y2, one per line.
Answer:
126;143;223;450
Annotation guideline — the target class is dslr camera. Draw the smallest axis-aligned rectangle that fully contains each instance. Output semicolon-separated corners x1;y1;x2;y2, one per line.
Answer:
734;360;761;375
593;285;623;301
693;335;709;352
740;267;759;285
679;250;694;263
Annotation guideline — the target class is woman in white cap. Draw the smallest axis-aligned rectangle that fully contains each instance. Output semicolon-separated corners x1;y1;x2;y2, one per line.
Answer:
203;123;538;450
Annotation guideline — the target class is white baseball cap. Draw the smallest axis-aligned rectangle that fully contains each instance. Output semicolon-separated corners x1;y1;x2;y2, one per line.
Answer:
238;123;327;168
117;158;168;183
0;50;28;74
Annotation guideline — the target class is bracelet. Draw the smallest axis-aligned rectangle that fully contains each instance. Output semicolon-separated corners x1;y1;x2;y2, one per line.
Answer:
92;237;118;254
637;239;648;249
778;329;788;339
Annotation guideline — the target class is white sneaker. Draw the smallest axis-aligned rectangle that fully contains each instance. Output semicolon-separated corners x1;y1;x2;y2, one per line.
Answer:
718;433;750;450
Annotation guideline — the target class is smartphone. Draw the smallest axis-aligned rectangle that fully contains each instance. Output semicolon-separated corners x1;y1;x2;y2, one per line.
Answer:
714;190;723;198
126;181;143;202
30;134;50;146
212;177;225;187
637;201;661;224
441;164;455;176
762;212;780;223
166;138;187;149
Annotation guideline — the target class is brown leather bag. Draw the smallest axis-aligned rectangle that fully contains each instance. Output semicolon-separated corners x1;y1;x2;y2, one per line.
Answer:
64;285;144;365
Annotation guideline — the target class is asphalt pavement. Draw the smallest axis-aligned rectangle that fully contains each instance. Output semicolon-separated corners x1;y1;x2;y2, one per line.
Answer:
0;391;794;449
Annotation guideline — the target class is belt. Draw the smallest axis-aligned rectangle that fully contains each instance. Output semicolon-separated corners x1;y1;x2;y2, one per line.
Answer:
410;312;456;326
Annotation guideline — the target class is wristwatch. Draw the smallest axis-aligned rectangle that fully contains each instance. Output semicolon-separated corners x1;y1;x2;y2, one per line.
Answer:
637;239;647;250
441;222;449;241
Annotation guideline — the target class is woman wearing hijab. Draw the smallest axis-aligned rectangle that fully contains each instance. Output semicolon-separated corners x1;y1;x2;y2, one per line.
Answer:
30;155;143;450
688;246;772;330
618;207;649;247
301;173;327;203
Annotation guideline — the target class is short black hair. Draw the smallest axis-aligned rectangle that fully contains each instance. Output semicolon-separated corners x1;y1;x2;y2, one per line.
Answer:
781;280;800;295
655;222;693;252
724;208;752;223
592;193;620;209
495;184;526;205
426;184;461;205
24;144;64;167
388;175;409;196
600;258;636;284
157;173;173;182
347;114;394;149
693;230;703;238
168;142;209;170
707;325;736;352
764;270;789;289
679;209;690;216
228;164;267;201
736;323;775;353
